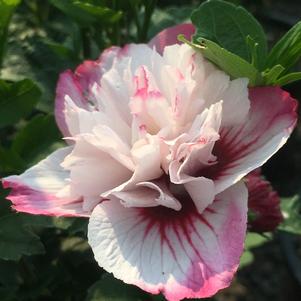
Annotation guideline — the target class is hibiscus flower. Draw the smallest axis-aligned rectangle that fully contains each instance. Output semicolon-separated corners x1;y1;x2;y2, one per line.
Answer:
2;24;297;301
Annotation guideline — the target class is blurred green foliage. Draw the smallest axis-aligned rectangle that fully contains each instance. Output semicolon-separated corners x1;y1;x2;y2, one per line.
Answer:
279;196;301;235
0;1;161;300
0;0;300;300
0;0;21;67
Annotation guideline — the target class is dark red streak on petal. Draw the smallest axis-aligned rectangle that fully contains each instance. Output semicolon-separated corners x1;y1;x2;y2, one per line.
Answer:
139;192;216;263
198;87;298;181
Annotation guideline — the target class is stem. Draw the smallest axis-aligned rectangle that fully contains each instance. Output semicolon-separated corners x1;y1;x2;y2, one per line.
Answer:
81;27;91;59
140;0;157;42
112;0;121;45
129;1;142;42
113;22;121;45
37;1;50;24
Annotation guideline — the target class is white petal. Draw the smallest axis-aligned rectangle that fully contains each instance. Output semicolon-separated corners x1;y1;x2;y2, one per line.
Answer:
62;137;132;200
88;181;248;301
221;78;250;126
3;147;86;216
202;86;297;194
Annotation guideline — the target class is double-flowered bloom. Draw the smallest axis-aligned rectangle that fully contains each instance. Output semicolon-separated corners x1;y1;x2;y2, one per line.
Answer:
2;24;297;301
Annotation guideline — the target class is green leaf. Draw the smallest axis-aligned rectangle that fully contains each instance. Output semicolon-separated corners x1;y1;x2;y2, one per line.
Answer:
0;0;21;66
246;35;260;69
50;0;122;26
0;260;19;287
279;195;301;235
0;286;18;301
0;143;25;174
50;0;96;26
68;217;88;235
239;250;254;268
45;41;78;61
20;214;77;231
180;35;262;86
0;212;78;261
0;214;45;261
86;273;149;301
262;64;285;85
0;79;41;128
244;232;270;249
12;114;62;166
1;30;78;113
191;0;267;70
275;72;301;86
61;237;89;253
0;186;11;216
266;21;301;72
239;232;270;268
52;217;77;230
74;1;122;24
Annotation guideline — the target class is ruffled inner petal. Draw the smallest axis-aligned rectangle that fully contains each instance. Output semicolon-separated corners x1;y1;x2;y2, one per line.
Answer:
62;134;133;202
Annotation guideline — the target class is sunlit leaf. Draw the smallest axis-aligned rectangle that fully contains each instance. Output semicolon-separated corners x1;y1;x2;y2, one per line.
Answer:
191;0;267;70
50;0;96;25
239;250;254;268
239;232;270;268
279;195;301;235
74;1;122;23
50;0;122;26
244;232;271;249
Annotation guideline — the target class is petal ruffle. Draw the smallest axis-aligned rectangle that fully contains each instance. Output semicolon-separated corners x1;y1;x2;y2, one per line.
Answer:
55;71;87;137
2;148;87;217
55;47;121;137
201;86;298;194
61;133;133;210
74;46;120;91
169;101;222;213
88;181;248;301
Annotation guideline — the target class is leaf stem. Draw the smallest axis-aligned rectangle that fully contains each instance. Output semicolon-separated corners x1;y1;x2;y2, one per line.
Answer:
130;1;142;41
112;0;121;45
81;27;91;59
139;0;157;42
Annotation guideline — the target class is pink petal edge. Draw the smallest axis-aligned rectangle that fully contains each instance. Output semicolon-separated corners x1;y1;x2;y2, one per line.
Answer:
55;24;196;137
55;46;121;137
88;181;248;301
2;179;87;217
148;23;195;54
2;148;88;217
201;86;298;194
